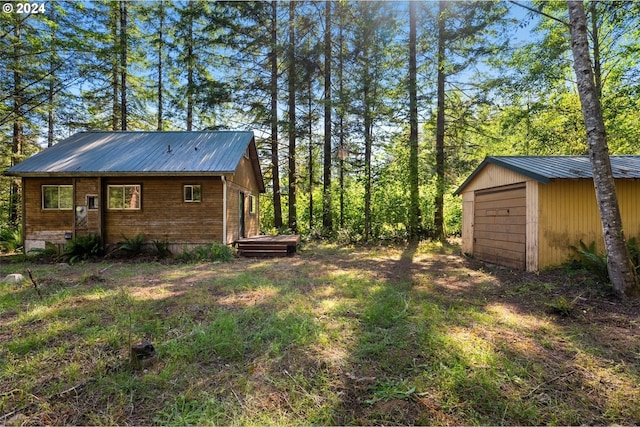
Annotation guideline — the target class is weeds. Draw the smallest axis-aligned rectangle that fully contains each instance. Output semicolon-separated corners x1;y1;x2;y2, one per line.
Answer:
176;242;233;263
546;295;577;316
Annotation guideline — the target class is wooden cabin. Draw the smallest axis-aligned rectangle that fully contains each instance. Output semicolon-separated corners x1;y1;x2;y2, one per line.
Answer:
5;131;265;253
454;156;640;271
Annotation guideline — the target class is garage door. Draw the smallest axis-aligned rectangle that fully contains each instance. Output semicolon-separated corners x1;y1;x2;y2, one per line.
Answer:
473;183;526;269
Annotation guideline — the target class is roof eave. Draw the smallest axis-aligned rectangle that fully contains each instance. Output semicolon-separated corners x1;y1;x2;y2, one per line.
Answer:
454;156;550;195
4;171;235;178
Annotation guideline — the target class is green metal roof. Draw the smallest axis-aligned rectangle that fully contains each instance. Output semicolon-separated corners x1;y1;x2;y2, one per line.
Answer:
454;155;640;195
6;131;265;192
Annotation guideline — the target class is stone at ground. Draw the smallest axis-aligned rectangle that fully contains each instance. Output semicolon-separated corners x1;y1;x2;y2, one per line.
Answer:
2;273;25;284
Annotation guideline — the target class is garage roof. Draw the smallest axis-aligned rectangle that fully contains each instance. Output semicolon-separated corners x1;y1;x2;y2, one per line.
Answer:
455;155;640;195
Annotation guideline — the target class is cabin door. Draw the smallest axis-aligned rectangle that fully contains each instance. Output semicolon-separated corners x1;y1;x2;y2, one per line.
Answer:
239;192;246;238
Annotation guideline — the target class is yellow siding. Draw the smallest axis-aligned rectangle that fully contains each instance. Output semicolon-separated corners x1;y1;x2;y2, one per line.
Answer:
617;179;640;238
460;162;640;271
538;178;640;268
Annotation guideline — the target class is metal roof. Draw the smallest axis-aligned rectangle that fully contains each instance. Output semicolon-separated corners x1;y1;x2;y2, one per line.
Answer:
6;131;264;189
455;155;640;195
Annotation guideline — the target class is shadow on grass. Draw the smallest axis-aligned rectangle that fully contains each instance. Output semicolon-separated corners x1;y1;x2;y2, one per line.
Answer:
1;245;639;425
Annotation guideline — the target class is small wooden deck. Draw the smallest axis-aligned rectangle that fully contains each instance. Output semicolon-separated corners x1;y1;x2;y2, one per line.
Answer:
235;235;301;258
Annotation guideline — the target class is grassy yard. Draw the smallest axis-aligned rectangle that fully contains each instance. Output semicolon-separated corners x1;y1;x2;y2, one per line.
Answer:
1;242;639;425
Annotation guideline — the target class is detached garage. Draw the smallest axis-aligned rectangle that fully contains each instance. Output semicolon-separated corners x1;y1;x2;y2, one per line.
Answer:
455;156;640;271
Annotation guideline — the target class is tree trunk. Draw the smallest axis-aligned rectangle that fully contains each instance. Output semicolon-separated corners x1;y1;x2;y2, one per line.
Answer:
47;5;56;147
287;1;297;232
10;22;23;227
308;78;314;231
434;0;446;241
589;1;602;99
408;0;421;241
270;0;283;229
337;7;345;230
322;0;333;234
120;1;127;131
567;0;639;298
186;3;194;131
111;4;120;131
157;1;164;131
363;43;372;242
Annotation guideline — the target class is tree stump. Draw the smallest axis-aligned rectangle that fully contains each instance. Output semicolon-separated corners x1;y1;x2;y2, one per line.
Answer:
130;341;157;370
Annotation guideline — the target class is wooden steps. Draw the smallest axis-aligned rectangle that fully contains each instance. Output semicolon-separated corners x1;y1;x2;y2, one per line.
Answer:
235;235;300;258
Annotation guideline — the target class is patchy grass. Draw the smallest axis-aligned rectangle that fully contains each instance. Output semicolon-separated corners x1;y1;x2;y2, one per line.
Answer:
1;242;639;425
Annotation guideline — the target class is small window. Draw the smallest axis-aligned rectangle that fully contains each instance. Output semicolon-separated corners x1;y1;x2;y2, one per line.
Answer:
184;185;201;203
249;194;256;214
42;185;73;210
87;195;98;210
108;185;140;210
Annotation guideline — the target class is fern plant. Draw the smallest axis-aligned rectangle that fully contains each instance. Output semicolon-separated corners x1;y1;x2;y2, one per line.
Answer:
64;234;103;263
119;233;146;257
0;226;22;253
569;240;609;282
152;239;172;258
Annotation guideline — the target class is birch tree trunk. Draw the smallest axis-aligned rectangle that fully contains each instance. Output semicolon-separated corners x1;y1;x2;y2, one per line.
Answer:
567;0;639;298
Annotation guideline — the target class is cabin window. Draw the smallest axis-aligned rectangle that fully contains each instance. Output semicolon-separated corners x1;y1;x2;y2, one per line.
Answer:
107;185;140;210
87;195;98;210
184;185;201;202
249;194;256;214
42;185;73;210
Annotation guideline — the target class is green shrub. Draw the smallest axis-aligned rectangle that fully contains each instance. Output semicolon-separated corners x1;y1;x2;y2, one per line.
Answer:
209;242;233;262
627;237;640;271
0;226;22;253
152;239;172;258
570;238;640;283
119;233;146;256
569;240;609;282
64;234;103;263
176;242;233;263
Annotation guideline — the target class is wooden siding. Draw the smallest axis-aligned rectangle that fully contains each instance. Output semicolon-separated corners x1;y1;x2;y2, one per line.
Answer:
103;176;224;245
73;177;101;236
228;155;260;192
538;178;640;268
226;155;261;243
473;184;526;269
23;178;74;251
458;163;529;193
